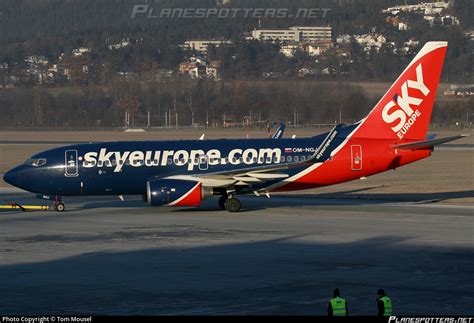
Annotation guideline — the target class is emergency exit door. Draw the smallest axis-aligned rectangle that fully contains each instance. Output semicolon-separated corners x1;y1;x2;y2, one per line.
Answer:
351;145;363;171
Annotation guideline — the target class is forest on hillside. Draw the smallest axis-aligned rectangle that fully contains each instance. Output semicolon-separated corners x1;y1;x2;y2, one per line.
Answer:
0;0;472;129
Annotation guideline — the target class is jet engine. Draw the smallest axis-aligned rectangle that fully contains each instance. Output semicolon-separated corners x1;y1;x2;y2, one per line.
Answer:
146;179;213;207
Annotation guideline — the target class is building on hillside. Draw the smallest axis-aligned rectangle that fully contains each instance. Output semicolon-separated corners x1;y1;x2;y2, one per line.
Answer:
252;26;332;43
382;2;449;16
180;40;232;55
279;44;300;58
353;34;387;53
336;34;352;45
25;56;49;67
302;40;334;56
108;38;131;50
72;47;91;57
178;57;221;81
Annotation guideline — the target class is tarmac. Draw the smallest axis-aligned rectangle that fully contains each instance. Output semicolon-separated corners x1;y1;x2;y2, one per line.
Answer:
0;188;472;315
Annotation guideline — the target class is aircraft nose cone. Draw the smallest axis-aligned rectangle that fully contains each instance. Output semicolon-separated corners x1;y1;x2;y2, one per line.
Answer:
3;169;19;187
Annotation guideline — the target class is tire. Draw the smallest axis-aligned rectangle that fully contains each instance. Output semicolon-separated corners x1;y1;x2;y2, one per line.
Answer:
218;195;228;210
55;202;65;212
224;197;241;213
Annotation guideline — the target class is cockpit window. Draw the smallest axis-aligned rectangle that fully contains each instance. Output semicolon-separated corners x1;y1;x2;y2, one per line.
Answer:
24;158;47;167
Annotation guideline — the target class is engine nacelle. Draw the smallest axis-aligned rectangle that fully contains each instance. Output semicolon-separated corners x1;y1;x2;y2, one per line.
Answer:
146;179;213;207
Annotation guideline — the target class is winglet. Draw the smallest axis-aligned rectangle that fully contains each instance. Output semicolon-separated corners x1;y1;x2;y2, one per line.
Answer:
310;124;343;163
272;123;286;139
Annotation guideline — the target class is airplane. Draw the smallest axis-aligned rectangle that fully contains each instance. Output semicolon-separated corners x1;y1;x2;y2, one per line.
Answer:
3;41;467;213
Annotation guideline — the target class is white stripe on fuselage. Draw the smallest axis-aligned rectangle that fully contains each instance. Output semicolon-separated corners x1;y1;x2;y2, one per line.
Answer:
265;122;364;192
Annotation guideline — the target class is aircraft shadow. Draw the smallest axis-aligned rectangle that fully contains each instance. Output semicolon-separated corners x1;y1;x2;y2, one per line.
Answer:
0;236;472;315
1;187;473;213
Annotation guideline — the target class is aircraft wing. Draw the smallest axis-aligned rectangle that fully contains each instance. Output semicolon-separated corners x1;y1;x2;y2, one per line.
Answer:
392;134;468;150
167;124;343;188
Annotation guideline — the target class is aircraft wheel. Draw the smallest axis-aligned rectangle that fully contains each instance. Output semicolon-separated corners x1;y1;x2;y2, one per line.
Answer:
218;195;228;210
55;202;65;212
224;197;241;213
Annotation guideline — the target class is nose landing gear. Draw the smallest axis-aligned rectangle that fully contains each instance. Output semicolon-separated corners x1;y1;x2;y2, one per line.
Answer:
53;195;65;212
54;202;65;212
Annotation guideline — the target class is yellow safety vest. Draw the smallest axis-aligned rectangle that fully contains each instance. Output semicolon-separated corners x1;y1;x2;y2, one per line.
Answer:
380;296;393;316
330;297;347;316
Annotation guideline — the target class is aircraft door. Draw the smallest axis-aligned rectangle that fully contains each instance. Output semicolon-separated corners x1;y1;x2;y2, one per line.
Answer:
65;150;79;177
351;145;363;171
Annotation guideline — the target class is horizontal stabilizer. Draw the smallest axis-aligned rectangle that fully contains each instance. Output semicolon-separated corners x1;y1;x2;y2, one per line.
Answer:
392;134;468;150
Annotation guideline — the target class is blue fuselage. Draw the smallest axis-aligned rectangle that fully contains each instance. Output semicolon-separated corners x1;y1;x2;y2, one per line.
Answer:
4;126;355;197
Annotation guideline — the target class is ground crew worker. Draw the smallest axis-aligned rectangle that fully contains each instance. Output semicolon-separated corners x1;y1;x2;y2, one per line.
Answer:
377;289;393;316
328;288;348;316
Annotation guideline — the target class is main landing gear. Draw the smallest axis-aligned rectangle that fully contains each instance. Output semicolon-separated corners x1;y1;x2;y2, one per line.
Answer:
218;194;241;213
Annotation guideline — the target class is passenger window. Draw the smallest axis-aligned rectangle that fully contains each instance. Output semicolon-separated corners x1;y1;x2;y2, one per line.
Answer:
281;156;286;163
287;156;292;162
301;156;306;161
294;156;299;162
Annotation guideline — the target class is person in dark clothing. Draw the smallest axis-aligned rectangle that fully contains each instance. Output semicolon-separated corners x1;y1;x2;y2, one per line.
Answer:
328;288;349;316
377;289;393;316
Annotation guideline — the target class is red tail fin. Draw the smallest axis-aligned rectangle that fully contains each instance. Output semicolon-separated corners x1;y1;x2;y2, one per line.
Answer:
355;41;448;141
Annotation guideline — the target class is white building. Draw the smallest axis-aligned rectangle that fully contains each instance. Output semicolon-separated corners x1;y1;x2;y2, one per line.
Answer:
383;2;449;15
72;47;91;57
441;15;460;26
252;26;332;43
398;22;408;31
25;55;49;67
279;44;299;58
180;40;232;54
108;38;131;50
354;34;387;53
336;34;352;45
